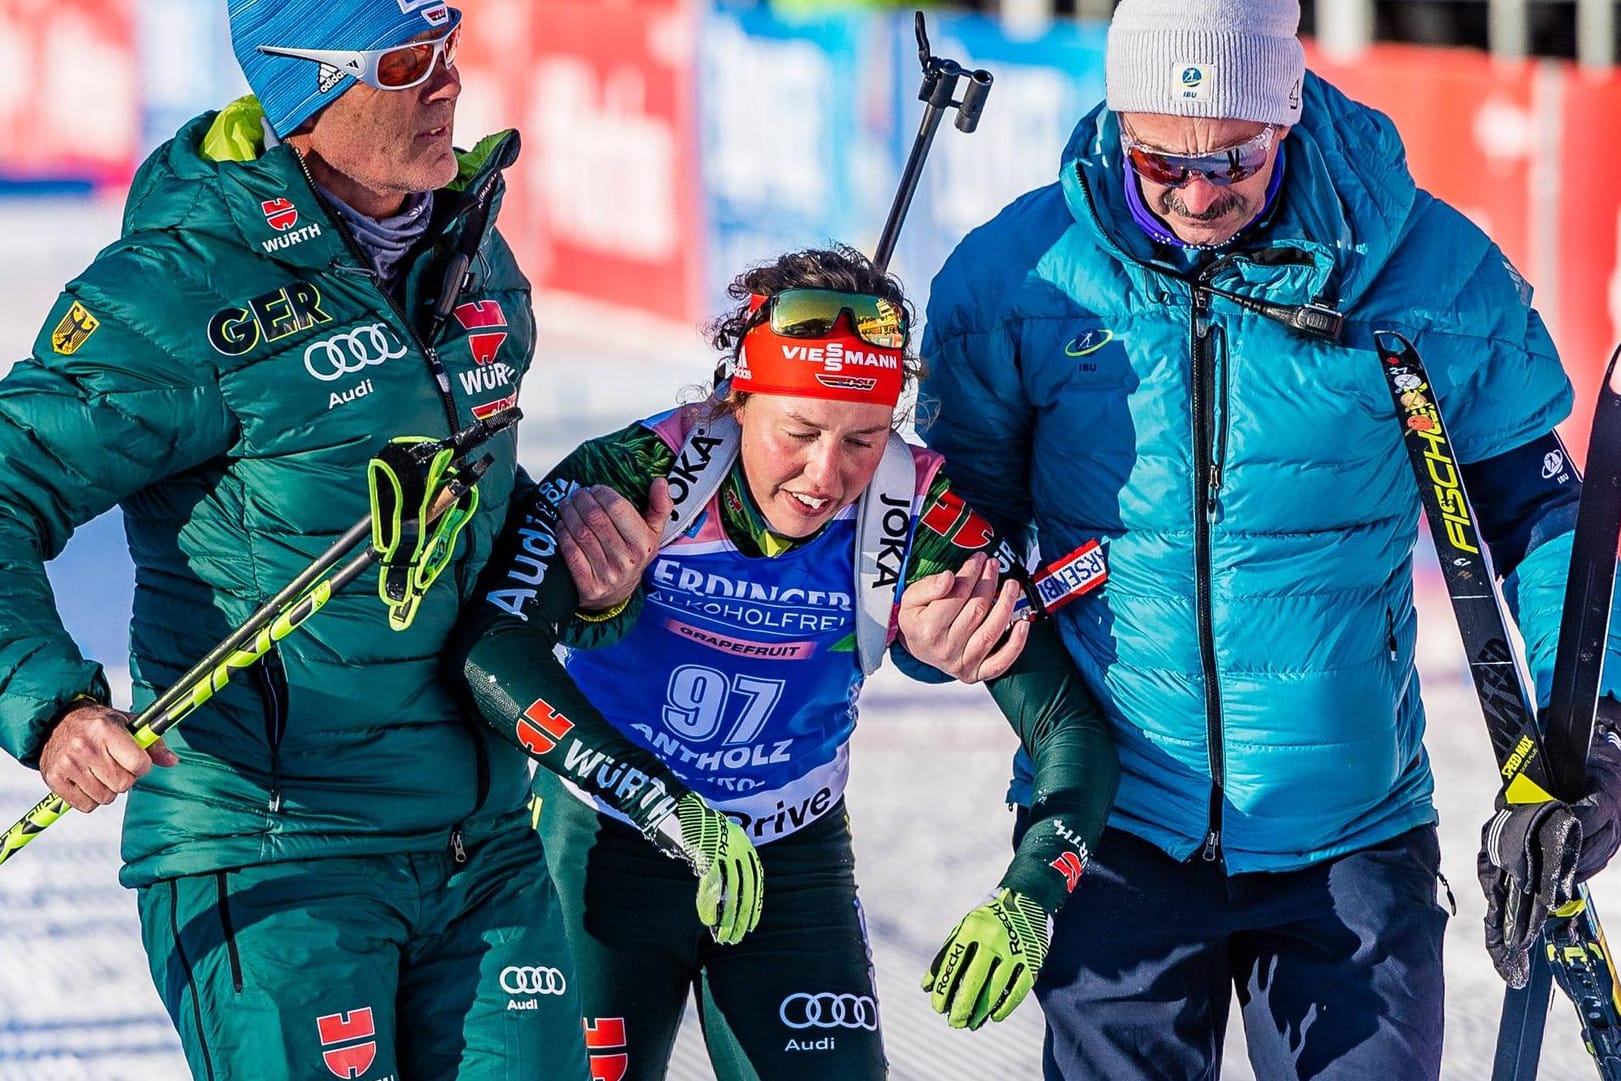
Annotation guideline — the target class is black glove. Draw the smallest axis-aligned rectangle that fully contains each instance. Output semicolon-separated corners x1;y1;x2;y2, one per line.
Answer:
1574;719;1621;879
1478;797;1580;987
1477;703;1621;988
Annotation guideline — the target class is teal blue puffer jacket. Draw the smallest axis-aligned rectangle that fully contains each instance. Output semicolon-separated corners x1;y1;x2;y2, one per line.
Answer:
921;73;1577;872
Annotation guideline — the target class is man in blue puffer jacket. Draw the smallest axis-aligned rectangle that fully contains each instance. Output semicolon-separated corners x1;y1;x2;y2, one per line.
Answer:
915;0;1621;1077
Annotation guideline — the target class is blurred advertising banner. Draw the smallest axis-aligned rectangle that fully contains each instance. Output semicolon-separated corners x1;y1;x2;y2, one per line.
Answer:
698;4;891;311
461;0;705;325
1305;44;1542;286
1553;68;1621;463
887;12;1105;296
136;0;245;159
10;0;1619;400
0;0;138;189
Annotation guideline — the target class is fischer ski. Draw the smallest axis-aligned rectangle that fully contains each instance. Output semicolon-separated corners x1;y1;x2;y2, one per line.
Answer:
1375;331;1621;1080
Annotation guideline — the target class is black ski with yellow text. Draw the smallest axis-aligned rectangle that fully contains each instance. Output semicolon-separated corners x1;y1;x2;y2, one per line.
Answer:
1374;331;1621;1081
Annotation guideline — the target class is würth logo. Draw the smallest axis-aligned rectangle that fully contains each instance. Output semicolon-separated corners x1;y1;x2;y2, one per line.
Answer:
262;198;300;231
585;1016;629;1081
316;1007;378;1079
517;698;574;755
454;300;509;366
1050;851;1086;893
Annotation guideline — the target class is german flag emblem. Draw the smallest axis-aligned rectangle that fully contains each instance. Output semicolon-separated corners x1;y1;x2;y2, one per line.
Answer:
50;301;100;356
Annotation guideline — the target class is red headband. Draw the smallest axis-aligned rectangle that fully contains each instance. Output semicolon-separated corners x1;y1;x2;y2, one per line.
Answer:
733;295;906;407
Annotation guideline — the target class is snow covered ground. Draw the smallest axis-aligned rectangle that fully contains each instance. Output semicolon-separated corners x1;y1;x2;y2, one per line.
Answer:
1;197;1618;1080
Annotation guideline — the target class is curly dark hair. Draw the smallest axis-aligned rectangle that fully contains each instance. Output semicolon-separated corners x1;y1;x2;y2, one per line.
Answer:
706;244;924;394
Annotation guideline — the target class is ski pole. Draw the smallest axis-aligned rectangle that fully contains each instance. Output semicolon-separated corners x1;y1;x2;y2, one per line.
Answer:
872;10;992;273
0;409;518;868
0;522;383;868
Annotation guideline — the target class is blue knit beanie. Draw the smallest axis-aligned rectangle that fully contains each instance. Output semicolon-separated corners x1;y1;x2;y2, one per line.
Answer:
229;0;455;137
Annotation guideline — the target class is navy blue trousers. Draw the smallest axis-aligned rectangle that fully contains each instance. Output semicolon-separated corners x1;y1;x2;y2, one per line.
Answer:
1019;820;1449;1081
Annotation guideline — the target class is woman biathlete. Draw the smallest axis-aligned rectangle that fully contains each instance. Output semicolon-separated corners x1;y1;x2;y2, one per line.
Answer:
449;246;1119;1080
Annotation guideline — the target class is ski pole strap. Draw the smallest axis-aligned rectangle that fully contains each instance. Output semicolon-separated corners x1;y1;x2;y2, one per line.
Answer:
370;437;453;619
364;408;519;631
413;456;494;608
367;436;494;631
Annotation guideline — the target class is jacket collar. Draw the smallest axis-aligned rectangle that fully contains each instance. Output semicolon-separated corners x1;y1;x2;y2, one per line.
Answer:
124;96;520;276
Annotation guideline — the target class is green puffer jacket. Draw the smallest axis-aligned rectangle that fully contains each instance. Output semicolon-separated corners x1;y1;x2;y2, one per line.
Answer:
0;99;538;886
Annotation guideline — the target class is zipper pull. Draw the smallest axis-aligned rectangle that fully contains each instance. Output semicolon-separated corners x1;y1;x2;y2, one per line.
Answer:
1206;463;1222;518
450;828;467;864
268;789;282;813
1193;292;1211;337
1201;829;1221;863
426;345;452;395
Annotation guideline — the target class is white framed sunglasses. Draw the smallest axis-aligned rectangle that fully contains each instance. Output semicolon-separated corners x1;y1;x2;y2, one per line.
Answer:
257;7;462;92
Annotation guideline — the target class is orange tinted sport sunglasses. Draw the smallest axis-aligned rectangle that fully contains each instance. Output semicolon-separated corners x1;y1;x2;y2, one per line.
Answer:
1121;124;1277;188
258;8;462;91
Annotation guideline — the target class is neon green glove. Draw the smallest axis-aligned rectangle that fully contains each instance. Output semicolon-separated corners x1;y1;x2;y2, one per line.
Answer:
654;793;764;946
922;888;1051;1030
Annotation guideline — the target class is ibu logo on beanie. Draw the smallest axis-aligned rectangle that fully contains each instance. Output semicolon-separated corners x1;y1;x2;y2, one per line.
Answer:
228;0;455;137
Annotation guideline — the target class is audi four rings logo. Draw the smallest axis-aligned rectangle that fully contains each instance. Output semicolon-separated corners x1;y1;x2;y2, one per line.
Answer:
304;323;408;382
779;992;878;1030
499;966;568;996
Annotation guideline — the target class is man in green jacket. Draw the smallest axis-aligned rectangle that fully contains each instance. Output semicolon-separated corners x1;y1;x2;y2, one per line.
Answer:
0;3;588;1078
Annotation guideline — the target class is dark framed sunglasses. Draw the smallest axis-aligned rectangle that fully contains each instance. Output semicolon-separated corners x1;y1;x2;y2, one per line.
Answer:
1120;124;1277;188
747;289;908;350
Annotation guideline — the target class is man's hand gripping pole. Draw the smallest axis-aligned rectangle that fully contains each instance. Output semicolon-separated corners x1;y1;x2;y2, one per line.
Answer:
0;408;521;868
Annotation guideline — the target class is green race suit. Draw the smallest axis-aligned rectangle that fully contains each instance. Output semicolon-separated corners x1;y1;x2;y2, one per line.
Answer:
452;411;1120;1080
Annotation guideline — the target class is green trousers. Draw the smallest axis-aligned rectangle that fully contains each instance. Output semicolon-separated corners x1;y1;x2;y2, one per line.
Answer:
136;821;589;1081
533;770;887;1081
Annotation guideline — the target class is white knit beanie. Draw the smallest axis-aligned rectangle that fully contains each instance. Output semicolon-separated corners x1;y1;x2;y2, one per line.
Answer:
1105;0;1305;126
